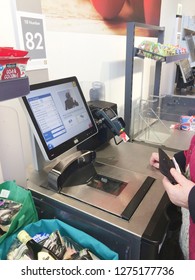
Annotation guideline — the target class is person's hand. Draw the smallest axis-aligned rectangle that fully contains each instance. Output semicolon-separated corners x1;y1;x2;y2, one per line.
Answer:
162;168;195;209
149;152;159;169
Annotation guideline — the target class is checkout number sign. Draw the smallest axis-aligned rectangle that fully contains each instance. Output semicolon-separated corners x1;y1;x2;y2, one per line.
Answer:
18;13;47;70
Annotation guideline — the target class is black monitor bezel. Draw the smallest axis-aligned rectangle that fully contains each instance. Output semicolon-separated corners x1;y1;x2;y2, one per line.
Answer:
22;76;98;161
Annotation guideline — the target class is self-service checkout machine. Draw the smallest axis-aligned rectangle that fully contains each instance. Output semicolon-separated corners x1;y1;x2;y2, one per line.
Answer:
21;77;178;260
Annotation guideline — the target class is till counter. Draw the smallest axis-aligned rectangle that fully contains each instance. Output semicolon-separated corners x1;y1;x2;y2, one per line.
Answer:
27;140;180;260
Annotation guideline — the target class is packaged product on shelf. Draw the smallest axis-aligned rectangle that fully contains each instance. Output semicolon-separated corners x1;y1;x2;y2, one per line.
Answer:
138;41;187;60
0;47;29;80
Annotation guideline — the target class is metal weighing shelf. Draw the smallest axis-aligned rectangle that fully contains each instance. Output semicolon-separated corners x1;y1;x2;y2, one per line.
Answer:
0;76;30;101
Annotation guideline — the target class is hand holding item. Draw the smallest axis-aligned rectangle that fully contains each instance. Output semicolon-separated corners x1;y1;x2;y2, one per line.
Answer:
149;152;159;169
162;168;195;209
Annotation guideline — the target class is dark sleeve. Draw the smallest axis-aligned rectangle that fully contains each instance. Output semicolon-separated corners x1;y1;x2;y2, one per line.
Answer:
188;186;195;223
174;150;186;173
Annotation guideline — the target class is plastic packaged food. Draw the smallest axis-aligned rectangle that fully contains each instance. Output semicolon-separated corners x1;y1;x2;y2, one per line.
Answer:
138;41;187;61
0;199;22;233
0;47;29;80
0;47;28;57
0;57;29;80
7;230;100;260
180;115;195;131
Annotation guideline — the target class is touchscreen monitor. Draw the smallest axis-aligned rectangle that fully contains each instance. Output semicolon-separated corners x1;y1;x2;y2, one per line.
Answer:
21;76;98;161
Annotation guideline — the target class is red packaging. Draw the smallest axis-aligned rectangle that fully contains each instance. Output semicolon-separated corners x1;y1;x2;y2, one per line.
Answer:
0;56;29;80
180;115;195;131
0;47;28;57
0;47;29;80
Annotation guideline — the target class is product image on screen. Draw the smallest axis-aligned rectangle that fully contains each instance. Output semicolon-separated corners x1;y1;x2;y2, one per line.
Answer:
21;76;98;160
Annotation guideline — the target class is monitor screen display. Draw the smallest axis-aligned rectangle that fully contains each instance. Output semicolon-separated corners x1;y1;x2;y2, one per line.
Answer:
21;76;98;161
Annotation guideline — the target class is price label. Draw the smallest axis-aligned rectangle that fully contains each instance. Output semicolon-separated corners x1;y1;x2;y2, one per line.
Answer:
20;16;46;60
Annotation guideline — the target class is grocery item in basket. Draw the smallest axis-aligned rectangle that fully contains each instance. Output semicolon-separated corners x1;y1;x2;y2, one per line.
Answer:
0;199;22;233
7;232;49;260
7;230;100;260
17;230;59;260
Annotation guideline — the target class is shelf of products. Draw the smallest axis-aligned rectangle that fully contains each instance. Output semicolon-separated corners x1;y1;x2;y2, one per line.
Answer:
135;47;189;63
0;77;30;101
124;22;189;138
